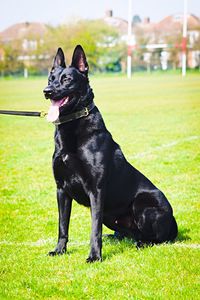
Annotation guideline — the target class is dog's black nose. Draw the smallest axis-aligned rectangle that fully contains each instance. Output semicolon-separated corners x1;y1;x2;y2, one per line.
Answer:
43;86;54;99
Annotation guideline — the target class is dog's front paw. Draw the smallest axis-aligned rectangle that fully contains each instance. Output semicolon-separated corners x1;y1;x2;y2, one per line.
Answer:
48;238;67;256
48;247;66;256
86;255;102;263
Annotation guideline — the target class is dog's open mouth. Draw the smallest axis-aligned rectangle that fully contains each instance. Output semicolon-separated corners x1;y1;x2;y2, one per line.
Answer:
47;97;69;122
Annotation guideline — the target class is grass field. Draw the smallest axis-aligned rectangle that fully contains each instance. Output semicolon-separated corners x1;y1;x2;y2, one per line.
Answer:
0;73;200;299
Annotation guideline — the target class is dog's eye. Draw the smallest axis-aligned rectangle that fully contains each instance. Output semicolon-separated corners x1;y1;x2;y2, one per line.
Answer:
61;74;72;82
49;75;55;83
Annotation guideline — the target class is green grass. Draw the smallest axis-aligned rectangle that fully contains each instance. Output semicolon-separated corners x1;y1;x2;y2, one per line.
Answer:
0;73;200;299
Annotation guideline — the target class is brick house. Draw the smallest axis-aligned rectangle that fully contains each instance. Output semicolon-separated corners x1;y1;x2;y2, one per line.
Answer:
0;22;49;74
103;10;200;70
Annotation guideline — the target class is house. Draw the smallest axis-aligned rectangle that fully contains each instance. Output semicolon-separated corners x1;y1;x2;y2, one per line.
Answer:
0;13;199;73
0;22;47;43
103;10;128;37
102;10;200;70
0;22;49;75
155;14;200;68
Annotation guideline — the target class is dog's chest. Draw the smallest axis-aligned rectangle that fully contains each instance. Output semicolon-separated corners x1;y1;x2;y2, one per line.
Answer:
53;151;90;206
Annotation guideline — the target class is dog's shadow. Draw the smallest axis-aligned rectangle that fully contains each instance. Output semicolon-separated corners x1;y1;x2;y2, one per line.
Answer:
102;227;191;260
176;227;191;242
53;227;191;260
102;234;138;260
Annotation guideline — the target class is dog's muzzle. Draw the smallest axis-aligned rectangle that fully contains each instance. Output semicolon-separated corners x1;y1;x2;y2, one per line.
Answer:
43;86;54;99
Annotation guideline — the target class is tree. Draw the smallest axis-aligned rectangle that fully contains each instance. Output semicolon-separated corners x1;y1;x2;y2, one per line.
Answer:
42;19;123;72
0;19;125;75
0;41;24;75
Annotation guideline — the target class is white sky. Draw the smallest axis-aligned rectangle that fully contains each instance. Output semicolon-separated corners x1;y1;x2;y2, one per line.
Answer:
1;0;200;31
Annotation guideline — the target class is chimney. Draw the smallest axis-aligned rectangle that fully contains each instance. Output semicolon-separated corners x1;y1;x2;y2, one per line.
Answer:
105;10;113;18
143;17;150;24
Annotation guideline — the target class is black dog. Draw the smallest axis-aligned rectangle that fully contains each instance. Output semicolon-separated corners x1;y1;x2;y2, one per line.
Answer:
43;45;178;262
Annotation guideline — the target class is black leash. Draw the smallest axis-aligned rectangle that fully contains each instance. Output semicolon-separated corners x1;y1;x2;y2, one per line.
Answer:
0;110;47;118
0;102;95;123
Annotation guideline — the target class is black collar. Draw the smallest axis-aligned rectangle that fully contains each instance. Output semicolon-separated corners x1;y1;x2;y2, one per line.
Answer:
53;102;95;126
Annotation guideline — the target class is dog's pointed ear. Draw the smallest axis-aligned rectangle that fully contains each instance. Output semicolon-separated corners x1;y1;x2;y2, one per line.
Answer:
71;45;89;74
53;48;66;68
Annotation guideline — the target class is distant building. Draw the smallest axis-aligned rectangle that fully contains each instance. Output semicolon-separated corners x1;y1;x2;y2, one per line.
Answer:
0;22;47;43
0;13;199;72
0;22;49;72
102;10;200;70
103;9;128;44
155;14;200;68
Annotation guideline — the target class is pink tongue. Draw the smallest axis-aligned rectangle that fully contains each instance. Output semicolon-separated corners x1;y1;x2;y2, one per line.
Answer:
47;99;65;122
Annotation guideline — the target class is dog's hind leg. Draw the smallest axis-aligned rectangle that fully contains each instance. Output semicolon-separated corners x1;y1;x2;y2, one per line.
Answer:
166;216;178;242
132;190;177;244
49;188;72;256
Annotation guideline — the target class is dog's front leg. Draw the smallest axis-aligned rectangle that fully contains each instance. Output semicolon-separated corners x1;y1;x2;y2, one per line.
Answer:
86;193;103;263
49;188;72;256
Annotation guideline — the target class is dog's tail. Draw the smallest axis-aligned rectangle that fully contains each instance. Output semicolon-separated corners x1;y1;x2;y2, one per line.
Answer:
167;216;178;242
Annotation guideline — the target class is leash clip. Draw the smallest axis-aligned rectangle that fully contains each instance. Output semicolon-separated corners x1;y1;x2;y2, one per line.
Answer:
40;111;47;118
84;107;89;116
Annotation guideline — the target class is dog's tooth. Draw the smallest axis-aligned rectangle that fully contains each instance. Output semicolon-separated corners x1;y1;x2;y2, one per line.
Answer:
63;97;69;105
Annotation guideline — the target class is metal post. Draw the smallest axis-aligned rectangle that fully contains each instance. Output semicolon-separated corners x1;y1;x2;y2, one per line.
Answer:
24;68;28;78
127;0;132;78
182;0;188;76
